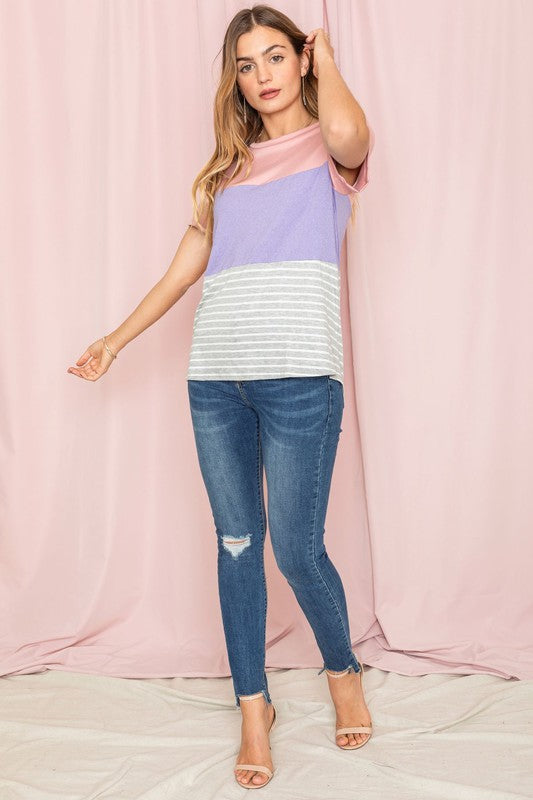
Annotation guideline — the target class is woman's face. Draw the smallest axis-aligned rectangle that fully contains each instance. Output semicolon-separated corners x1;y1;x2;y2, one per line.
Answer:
235;26;306;118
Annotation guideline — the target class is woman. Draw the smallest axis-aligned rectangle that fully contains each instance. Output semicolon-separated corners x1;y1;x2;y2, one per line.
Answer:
68;4;374;790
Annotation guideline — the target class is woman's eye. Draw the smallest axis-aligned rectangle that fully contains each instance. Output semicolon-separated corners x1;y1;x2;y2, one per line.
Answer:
239;55;284;73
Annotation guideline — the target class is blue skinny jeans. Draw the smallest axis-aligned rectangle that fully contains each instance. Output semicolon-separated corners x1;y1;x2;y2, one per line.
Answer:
187;376;361;708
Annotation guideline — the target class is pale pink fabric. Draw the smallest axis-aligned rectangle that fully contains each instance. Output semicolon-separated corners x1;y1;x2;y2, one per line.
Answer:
0;1;530;680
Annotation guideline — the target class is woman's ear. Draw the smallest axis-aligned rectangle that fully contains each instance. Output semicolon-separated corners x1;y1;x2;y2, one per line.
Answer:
301;46;312;75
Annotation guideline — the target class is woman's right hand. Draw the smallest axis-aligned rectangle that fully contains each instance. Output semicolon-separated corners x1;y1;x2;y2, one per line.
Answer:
67;337;118;381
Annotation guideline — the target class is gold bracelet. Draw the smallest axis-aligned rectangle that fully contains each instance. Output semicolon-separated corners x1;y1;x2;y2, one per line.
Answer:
102;335;117;359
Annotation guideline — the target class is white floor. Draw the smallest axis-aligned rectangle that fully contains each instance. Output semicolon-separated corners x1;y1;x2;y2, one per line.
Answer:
0;665;531;799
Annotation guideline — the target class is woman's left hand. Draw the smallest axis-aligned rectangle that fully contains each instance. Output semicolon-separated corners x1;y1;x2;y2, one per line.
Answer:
304;28;334;78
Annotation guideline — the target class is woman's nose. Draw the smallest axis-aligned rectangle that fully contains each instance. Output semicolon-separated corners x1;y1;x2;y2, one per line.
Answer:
257;71;272;84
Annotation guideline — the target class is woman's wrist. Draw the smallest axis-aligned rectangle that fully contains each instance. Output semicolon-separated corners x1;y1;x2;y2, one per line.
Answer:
103;332;123;357
313;52;335;79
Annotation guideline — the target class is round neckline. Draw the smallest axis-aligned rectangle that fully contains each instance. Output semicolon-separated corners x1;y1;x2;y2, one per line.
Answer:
249;120;320;149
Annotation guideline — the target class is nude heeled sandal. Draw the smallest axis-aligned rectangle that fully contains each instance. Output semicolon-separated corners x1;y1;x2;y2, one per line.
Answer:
234;702;277;789
326;662;373;750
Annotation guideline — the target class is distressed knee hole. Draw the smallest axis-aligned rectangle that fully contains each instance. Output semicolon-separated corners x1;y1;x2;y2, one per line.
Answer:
222;534;251;558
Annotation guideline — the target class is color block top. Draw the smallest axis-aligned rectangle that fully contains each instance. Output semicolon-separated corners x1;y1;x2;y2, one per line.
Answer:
187;120;374;385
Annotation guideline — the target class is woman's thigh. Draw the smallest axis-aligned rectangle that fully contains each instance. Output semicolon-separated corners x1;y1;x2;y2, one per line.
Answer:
187;380;266;546
245;376;344;574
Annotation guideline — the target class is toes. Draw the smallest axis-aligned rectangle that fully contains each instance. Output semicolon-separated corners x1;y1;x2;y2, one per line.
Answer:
236;769;267;785
338;732;370;747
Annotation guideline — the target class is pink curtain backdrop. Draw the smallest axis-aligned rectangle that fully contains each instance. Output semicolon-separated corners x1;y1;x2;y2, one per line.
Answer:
1;0;531;680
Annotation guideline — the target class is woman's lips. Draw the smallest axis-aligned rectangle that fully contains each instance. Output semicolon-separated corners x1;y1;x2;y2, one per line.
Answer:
260;89;280;99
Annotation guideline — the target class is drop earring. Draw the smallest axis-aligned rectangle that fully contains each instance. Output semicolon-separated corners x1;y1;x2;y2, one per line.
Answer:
301;74;307;107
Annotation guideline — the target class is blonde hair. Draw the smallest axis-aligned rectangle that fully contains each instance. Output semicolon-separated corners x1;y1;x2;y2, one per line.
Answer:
190;3;358;243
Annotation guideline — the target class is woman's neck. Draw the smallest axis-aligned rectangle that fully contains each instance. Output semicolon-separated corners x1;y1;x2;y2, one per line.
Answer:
255;114;316;143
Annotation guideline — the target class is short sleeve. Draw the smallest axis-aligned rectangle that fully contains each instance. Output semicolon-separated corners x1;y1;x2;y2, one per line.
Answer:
327;124;375;196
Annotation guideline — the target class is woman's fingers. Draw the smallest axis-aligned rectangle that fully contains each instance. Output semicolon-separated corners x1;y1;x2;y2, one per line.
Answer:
75;349;94;367
67;351;94;376
67;364;99;380
67;339;112;381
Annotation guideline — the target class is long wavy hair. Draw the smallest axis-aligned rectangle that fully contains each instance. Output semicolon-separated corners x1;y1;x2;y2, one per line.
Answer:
190;4;357;242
